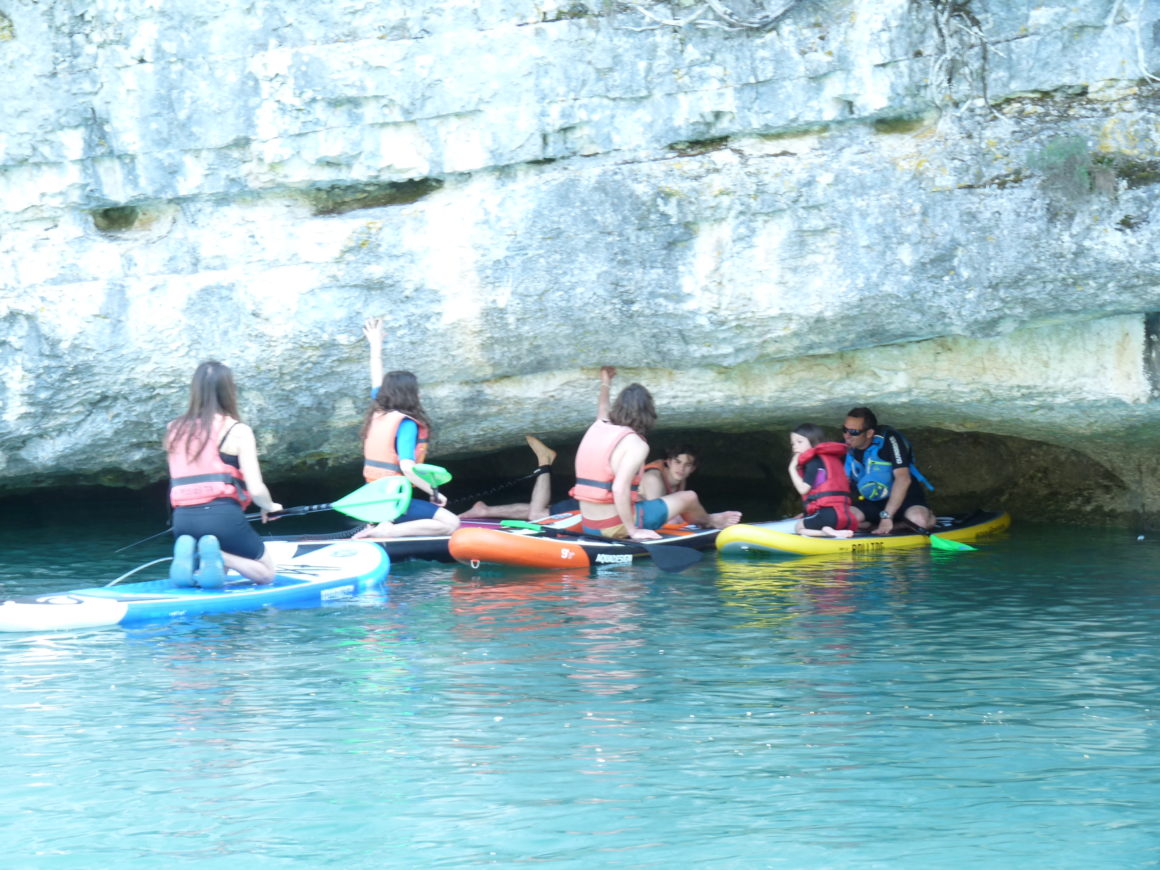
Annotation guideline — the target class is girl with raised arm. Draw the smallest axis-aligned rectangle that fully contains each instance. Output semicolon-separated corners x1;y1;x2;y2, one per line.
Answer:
354;318;460;539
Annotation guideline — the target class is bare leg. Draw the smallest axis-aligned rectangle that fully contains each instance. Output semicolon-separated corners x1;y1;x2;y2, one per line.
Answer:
457;436;557;521
795;525;855;539
661;491;741;529
822;526;855;538
223;550;277;584
792;520;851;538
460;501;532;520
526;436;556;520
355;507;461;539
905;504;938;531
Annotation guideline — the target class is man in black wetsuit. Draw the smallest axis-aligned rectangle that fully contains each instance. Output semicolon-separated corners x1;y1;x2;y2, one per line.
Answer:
842;406;937;536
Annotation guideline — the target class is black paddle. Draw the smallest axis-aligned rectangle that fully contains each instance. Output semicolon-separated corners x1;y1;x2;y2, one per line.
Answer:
115;477;416;553
500;520;703;573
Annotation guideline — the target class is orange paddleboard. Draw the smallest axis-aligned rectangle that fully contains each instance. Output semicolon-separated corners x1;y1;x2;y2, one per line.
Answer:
449;526;593;569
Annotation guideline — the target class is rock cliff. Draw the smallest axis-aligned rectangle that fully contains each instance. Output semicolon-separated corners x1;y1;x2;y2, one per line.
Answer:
3;0;1160;523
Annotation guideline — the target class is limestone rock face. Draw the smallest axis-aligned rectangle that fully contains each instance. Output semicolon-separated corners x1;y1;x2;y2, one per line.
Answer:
3;0;1160;522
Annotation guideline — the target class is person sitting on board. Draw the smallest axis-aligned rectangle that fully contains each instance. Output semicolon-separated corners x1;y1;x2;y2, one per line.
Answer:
637;442;701;525
165;361;283;586
353;317;460;539
639;443;700;500
573;376;741;541
841;406;936;536
456;365;622;522
787;424;862;539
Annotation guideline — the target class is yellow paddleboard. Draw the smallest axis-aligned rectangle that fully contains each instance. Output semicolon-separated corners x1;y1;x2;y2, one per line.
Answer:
717;511;1011;558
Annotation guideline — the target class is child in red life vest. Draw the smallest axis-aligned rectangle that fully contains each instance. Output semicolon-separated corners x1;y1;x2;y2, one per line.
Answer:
788;423;864;539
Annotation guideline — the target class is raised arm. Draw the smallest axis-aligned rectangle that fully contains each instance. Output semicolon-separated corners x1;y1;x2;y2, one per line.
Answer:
788;453;811;496
597;366;617;420
363;317;384;391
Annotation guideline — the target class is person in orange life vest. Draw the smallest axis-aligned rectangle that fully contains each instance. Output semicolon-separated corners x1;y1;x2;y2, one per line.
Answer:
638;443;699;500
353;317;460;539
787;423;863;539
573;377;741;541
165;361;283;584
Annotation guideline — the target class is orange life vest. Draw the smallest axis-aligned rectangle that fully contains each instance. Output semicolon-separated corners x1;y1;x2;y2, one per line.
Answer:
642;459;677;495
167;416;251;508
570;420;643;504
797;442;854;512
363;410;429;482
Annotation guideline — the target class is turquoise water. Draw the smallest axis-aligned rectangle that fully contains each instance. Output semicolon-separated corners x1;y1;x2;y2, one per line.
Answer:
1;506;1159;868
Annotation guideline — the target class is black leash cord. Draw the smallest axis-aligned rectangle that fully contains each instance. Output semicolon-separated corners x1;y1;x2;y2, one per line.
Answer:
446;469;546;508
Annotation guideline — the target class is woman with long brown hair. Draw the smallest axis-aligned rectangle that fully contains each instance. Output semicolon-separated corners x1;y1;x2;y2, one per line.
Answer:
165;361;282;586
571;369;740;540
353;318;459;539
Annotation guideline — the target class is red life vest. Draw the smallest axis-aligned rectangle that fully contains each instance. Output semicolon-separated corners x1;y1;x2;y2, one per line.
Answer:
570;420;643;504
167;416;251;508
363;410;430;482
642;459;677;495
797;442;854;513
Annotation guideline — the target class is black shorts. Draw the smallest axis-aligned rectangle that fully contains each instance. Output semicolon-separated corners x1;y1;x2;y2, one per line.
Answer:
801;505;859;532
172;498;265;560
858;481;929;523
396;498;439;523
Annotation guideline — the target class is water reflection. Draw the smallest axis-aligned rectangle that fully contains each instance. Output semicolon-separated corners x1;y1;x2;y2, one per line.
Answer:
717;551;936;616
447;565;650;697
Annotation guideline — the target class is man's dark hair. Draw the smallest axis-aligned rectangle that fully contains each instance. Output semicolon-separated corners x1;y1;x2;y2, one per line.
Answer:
665;443;699;464
846;406;878;431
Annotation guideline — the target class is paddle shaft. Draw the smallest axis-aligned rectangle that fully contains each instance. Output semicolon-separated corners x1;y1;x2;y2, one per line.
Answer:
118;469;445;551
114;528;175;553
245;503;333;521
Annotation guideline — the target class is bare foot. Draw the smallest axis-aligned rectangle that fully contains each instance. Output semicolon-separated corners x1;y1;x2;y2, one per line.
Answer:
823;526;855;539
526;435;556;467
458;501;491;519
353;522;394;539
708;511;742;529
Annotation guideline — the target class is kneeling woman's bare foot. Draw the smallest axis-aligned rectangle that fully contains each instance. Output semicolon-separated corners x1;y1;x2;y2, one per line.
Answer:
458;501;492;519
822;526;855;539
708;511;742;529
526;435;556;467
353;522;394;539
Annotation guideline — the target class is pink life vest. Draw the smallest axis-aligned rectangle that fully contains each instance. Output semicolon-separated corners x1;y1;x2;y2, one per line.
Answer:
167;415;251;508
570;420;643;504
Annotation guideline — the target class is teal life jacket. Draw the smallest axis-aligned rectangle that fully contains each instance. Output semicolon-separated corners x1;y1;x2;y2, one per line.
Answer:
844;430;934;502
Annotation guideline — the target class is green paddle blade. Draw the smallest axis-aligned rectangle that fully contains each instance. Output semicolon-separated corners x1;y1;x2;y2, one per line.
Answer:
332;477;413;523
930;534;976;552
413;463;452;488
